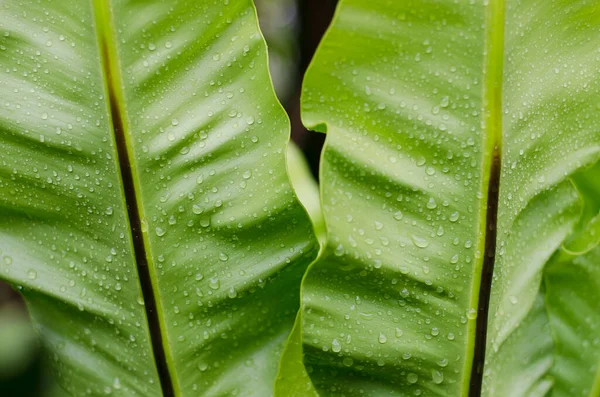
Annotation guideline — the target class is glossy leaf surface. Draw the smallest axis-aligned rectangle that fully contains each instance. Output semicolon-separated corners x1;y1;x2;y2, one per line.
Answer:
291;0;600;396
543;163;600;397
0;0;318;396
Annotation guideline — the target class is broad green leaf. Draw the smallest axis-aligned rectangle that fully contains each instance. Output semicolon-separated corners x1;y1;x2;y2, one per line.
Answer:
481;184;579;396
483;1;600;395
274;145;323;397
480;293;554;397
274;313;320;397
544;247;600;397
0;1;162;394
542;163;600;397
290;0;600;396
0;1;318;396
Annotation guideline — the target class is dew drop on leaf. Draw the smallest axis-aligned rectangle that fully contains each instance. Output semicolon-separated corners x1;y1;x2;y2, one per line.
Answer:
331;338;342;353
432;370;444;384
407;373;418;384
411;235;429;248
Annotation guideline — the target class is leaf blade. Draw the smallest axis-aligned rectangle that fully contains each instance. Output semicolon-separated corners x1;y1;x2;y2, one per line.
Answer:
0;0;319;395
294;0;600;396
298;0;491;394
0;1;163;394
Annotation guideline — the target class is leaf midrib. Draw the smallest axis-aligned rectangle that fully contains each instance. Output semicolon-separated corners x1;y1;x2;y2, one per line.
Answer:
466;0;505;395
92;1;176;396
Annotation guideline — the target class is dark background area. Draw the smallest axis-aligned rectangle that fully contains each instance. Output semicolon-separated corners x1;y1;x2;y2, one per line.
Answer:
0;1;337;395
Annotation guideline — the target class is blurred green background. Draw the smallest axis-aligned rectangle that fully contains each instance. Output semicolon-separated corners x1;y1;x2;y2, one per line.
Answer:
0;0;337;395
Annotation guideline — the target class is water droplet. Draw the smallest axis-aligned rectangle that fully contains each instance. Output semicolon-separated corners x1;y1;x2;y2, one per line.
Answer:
411;235;429;248
227;287;237;299
219;252;229;262
467;308;478;320
426;197;437;209
331;338;342;352
334;244;345;256
155;227;166;237
209;278;220;290
407;373;418;384
27;269;37;280
431;370;444;384
378;333;387;344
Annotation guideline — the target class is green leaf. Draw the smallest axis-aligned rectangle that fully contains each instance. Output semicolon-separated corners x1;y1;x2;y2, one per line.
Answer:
481;293;554;397
484;1;600;395
562;163;600;255
290;0;600;396
542;163;600;397
274;313;320;397
0;0;318;396
544;247;600;397
274;145;323;397
482;184;579;396
286;143;326;244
